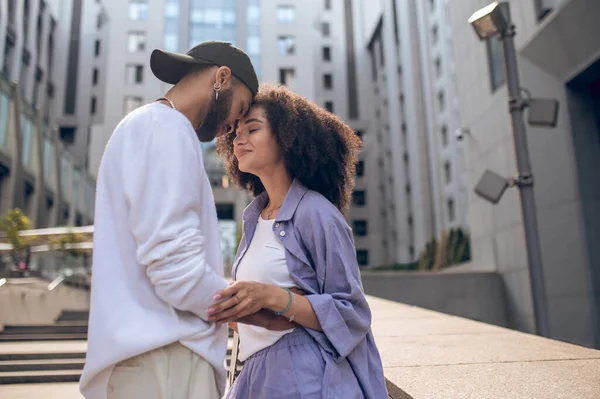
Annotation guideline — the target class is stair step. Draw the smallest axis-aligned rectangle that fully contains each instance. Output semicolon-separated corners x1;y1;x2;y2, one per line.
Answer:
0;352;86;361
0;358;85;372
0;369;81;384
56;311;89;322
2;325;88;334
0;333;88;342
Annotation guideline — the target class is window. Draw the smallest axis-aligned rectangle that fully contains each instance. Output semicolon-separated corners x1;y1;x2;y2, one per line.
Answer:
352;190;366;206
277;36;295;55
276;5;295;23
279;68;296;90
356;250;369;267
23;0;31;43
90;97;97;115
369;50;377;81
3;37;15;79
431;25;439;45
325;0;332;10
353;220;368;237
321;22;330;37
447;198;455;222
429;0;435;11
356;160;364;177
216;204;235;220
129;0;148;20
444;161;452;184
165;0;179;18
534;0;553;21
36;14;42;53
435;57;442;77
20;116;33;167
325;101;334;112
441;124;448;147
322;46;331;61
323;74;333;90
8;0;17;25
0;93;9;147
94;40;101;56
128;32;146;53
124;96;142;115
126;64;144;84
486;36;505;92
92;68;99;85
438;90;445;111
59;126;75;144
43;138;53;185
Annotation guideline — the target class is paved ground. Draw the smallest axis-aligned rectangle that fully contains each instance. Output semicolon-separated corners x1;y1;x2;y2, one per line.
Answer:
0;383;83;399
368;296;600;399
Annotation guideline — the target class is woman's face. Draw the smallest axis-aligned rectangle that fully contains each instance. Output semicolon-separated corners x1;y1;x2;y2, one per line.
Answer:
233;106;284;176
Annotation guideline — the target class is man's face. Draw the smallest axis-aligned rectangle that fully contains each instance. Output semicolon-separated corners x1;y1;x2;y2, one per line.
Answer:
196;84;253;142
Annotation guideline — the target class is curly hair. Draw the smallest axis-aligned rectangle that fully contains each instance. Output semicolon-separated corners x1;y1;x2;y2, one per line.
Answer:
216;84;362;211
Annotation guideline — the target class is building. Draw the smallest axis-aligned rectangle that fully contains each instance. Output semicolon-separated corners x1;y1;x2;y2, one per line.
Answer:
348;0;472;266
415;0;468;233
448;0;600;348
0;0;99;228
47;0;110;172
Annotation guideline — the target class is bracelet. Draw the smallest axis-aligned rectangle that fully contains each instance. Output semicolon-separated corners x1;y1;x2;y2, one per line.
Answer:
274;288;293;316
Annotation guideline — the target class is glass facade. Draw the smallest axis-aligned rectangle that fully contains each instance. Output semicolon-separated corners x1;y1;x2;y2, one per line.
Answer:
73;168;80;207
0;92;9;147
189;0;237;49
60;154;71;197
247;0;261;78
20;115;33;168
43;137;53;186
164;0;179;52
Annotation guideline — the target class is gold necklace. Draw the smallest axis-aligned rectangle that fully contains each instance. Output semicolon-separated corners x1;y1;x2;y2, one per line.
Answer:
264;202;282;220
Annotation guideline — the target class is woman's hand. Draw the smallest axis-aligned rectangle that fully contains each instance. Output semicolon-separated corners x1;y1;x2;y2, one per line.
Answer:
208;281;272;324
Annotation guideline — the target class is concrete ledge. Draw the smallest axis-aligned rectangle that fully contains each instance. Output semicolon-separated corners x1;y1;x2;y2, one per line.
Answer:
367;296;600;399
362;271;507;327
0;279;89;329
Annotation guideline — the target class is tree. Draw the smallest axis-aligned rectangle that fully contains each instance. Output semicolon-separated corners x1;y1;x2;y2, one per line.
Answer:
0;208;34;271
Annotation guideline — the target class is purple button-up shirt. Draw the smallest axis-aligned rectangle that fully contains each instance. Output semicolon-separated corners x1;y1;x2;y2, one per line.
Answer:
233;179;388;399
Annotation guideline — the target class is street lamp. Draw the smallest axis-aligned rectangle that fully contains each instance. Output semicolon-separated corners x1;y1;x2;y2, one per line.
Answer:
469;2;553;338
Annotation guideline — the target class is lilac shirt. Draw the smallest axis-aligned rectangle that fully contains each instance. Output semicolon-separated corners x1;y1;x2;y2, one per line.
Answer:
233;179;388;399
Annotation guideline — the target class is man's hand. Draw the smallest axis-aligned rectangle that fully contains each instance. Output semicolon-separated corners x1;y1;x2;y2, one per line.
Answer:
235;309;297;331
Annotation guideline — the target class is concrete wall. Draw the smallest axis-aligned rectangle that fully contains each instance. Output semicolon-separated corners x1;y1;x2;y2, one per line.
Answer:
448;0;600;347
0;279;89;328
361;271;507;327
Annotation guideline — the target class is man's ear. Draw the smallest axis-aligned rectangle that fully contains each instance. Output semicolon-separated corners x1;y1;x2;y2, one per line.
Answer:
215;66;234;89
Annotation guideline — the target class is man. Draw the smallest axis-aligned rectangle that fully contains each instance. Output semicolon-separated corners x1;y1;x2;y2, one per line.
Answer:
79;41;258;399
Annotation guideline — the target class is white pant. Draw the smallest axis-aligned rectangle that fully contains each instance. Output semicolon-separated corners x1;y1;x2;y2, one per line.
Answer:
107;342;220;399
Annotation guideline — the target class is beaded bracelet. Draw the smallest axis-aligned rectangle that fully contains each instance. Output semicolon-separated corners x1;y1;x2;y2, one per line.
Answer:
274;288;293;316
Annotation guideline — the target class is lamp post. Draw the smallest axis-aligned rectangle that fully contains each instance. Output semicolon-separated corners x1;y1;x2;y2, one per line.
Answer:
469;2;550;337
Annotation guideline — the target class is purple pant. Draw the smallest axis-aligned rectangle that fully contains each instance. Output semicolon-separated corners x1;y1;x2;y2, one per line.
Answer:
226;328;363;399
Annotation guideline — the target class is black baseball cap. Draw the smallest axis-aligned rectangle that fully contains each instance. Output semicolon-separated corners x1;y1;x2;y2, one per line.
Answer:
150;41;259;97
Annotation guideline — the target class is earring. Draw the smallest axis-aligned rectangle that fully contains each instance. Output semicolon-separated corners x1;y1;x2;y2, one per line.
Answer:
213;81;223;100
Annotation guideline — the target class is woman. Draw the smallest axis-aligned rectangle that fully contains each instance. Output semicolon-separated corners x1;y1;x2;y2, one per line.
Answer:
208;84;388;398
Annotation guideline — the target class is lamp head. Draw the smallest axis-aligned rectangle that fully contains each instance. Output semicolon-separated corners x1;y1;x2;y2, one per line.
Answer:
469;2;510;40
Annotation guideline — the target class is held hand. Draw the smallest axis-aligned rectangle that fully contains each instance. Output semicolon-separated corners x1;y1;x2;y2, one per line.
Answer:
208;281;270;324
